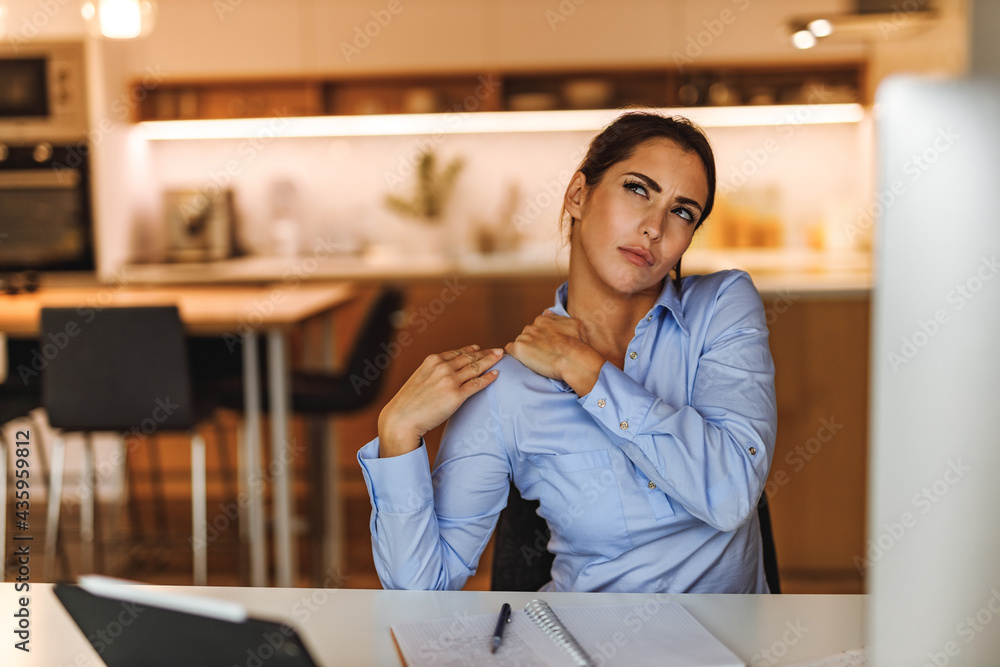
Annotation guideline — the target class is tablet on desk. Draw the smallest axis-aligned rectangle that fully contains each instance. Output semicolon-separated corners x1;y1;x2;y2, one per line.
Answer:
53;576;320;667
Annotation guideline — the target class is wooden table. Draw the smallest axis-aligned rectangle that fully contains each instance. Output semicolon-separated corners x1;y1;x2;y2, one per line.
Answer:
0;583;867;666
0;282;355;588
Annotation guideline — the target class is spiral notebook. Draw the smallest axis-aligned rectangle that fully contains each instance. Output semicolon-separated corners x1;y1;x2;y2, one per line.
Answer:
390;598;744;667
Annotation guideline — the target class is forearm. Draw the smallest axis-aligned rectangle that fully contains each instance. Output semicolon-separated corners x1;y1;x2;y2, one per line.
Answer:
359;379;512;589
581;363;775;532
358;438;472;590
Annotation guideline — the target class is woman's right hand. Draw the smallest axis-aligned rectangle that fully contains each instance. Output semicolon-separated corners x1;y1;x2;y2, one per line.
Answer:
377;345;504;458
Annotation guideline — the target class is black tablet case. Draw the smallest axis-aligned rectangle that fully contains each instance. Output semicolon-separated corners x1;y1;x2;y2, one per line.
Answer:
53;584;320;667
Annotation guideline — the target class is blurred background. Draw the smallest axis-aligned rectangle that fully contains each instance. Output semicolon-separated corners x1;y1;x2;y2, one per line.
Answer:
0;0;968;593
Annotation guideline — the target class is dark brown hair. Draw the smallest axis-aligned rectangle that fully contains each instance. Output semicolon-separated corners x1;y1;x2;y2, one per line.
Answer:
560;111;716;286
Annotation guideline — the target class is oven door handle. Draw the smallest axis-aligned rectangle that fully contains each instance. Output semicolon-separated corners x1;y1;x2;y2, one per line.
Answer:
0;169;80;189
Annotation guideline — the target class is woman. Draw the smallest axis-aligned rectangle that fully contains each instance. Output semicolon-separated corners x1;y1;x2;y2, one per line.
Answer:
358;111;776;593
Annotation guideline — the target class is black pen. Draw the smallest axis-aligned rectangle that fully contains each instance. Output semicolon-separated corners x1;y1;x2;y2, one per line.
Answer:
491;602;512;653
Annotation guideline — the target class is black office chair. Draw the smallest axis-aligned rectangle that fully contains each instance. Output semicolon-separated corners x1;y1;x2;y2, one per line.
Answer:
39;307;211;584
490;483;781;593
197;288;406;583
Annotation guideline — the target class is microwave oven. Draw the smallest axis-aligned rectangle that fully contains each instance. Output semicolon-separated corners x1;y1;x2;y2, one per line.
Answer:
0;40;89;144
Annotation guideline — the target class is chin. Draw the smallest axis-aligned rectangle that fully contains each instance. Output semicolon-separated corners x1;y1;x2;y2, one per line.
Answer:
607;271;665;296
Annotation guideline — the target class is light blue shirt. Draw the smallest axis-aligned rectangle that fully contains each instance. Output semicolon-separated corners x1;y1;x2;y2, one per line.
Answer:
357;269;776;593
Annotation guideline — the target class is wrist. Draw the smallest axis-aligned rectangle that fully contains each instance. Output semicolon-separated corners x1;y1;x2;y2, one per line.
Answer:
560;343;605;396
377;410;423;458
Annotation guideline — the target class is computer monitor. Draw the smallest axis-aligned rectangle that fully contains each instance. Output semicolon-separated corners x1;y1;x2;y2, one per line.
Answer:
869;75;1000;664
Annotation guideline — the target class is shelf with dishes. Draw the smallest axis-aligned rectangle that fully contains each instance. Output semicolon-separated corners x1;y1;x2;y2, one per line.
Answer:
133;62;865;122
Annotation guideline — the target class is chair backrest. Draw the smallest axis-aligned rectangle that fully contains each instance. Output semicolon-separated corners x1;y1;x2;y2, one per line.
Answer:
1;338;43;424
490;483;555;592
341;288;405;408
490;484;781;593
40;306;196;432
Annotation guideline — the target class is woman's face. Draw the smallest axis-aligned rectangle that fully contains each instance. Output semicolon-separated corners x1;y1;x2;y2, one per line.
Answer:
566;137;709;296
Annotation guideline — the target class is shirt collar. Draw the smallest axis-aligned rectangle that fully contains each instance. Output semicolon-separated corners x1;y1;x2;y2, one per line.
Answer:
552;279;689;335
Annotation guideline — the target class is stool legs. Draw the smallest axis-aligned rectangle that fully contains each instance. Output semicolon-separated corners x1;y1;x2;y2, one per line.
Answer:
0;433;7;581
243;333;267;587
80;434;95;574
44;435;66;581
191;431;207;586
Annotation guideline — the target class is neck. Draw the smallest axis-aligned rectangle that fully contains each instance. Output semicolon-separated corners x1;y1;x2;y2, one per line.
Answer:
565;249;663;368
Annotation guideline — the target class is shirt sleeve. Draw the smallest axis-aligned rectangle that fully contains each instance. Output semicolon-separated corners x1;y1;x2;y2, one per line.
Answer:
578;272;776;532
356;381;511;590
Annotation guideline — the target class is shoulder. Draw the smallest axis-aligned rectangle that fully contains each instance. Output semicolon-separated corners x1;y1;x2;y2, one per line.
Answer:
460;353;553;411
677;269;767;335
490;353;557;393
679;269;762;310
679;269;758;300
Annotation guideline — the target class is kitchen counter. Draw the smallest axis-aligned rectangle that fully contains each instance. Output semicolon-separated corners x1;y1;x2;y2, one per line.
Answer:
116;247;871;296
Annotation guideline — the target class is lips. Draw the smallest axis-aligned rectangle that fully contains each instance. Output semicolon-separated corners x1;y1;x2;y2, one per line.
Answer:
618;246;654;267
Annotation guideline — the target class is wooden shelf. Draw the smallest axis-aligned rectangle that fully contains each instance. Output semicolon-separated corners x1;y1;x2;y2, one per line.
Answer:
133;62;865;121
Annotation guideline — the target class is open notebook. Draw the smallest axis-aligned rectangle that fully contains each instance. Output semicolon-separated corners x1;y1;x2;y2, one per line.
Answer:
391;598;744;667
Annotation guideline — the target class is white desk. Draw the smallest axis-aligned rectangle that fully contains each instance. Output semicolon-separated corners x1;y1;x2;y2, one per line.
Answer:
0;584;866;666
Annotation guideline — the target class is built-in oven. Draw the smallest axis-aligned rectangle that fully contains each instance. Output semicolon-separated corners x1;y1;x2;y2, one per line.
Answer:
0;142;94;272
0;40;93;274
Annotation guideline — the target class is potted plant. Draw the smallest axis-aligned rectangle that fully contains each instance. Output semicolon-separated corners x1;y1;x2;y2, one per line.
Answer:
383;148;464;256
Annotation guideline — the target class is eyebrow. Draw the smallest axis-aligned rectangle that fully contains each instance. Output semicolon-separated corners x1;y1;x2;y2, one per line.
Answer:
624;171;704;214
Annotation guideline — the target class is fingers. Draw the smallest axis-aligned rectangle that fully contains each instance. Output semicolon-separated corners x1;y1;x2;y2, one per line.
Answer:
439;344;480;361
458;365;500;399
453;347;503;381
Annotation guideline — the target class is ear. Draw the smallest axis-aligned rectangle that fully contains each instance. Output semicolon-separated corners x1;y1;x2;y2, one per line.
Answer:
563;171;588;221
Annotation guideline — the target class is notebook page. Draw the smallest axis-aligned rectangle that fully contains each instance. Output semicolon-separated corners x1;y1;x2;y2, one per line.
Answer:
553;602;744;667
391;610;574;666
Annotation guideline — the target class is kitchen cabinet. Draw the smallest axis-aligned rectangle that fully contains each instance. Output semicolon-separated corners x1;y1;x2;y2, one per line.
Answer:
765;294;870;593
675;0;865;66
486;0;680;69
121;0;867;80
311;0;491;74
126;0;310;77
132;61;863;120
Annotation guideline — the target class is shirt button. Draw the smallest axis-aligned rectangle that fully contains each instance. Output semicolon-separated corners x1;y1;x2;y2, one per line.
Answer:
749;447;757;456
619;421;629;430
648;481;656;490
647;314;653;321
629;351;637;360
597;399;606;408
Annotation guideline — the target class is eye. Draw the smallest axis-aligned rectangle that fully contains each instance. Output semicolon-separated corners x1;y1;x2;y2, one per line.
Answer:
623;179;648;198
673;206;697;224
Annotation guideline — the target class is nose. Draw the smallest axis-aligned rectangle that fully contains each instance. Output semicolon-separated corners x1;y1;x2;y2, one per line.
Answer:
640;212;663;242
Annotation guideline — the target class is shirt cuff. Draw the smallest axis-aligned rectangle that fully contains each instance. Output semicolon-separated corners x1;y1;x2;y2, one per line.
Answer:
357;437;434;514
578;362;659;443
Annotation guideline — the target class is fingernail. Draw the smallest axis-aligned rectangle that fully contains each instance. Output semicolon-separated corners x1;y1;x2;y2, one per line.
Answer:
471;344;480;350
492;348;503;355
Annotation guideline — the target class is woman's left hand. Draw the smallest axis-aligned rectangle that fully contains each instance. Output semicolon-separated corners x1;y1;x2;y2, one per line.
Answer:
505;310;605;395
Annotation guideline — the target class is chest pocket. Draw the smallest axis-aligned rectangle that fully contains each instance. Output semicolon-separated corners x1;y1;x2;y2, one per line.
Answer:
526;449;633;559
